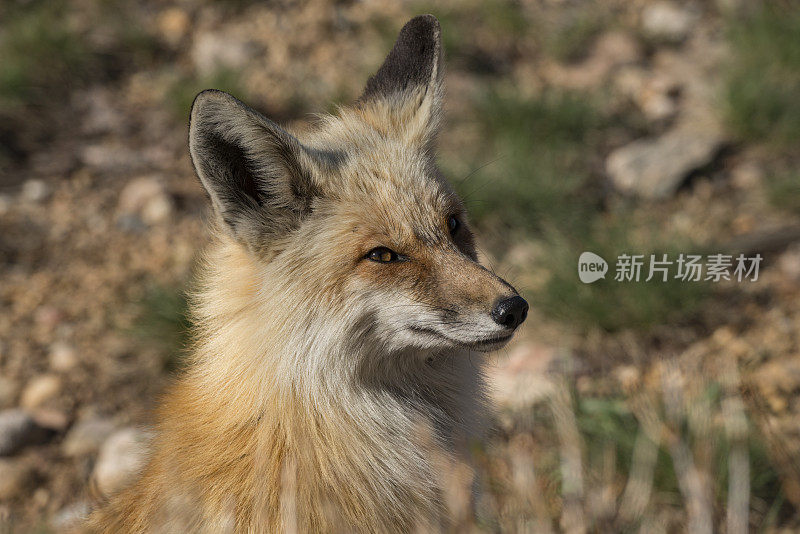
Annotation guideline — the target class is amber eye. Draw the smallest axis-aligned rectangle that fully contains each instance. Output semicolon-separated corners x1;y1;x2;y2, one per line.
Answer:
447;215;460;235
366;247;399;264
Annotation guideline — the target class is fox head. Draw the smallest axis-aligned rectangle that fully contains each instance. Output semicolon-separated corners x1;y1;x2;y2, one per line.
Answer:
188;15;527;363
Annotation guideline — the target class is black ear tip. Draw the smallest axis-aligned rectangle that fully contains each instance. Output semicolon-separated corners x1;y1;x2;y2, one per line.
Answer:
358;14;444;104
405;14;440;29
399;14;441;41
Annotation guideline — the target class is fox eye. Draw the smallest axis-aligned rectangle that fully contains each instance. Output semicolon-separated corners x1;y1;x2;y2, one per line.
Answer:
447;215;460;235
366;247;399;263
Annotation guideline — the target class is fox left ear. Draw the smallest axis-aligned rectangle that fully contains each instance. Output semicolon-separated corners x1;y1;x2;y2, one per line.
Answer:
358;14;444;152
189;90;324;253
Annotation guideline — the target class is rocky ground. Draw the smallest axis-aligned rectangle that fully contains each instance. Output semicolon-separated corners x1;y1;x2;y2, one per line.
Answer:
2;0;800;532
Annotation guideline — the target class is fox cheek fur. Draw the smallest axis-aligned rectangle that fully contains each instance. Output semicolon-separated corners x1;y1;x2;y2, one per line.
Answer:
87;14;527;533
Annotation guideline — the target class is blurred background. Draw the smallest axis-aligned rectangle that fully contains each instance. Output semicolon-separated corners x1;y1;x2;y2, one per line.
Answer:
1;0;800;531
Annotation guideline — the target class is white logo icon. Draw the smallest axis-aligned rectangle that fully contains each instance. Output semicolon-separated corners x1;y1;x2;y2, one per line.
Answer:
578;251;608;284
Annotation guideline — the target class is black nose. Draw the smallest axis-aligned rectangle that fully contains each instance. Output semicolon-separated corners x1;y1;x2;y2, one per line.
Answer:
491;296;529;329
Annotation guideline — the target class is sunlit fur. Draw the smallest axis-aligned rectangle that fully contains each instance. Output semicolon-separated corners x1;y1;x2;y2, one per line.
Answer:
87;15;523;533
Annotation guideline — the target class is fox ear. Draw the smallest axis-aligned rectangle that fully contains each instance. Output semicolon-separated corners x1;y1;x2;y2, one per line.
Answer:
358;14;444;151
189;90;321;252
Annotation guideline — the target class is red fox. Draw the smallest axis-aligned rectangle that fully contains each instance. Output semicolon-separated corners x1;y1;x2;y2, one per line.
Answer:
88;15;527;533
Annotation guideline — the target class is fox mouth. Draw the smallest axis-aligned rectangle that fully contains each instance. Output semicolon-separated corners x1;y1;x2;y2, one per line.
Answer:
409;326;515;352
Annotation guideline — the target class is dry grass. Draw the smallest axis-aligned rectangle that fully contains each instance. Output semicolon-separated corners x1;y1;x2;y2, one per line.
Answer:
458;356;776;532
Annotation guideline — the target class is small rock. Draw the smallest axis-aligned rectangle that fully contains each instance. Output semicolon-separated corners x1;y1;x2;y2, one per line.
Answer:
614;66;683;121
639;77;681;122
141;193;173;224
641;1;696;44
766;394;788;414
606;127;724;199
93;428;150;497
730;161;763;189
31;409;69;432
157;7;190;47
616;67;681;122
63;416;117;457
192;32;255;76
20;179;50;203
0;460;34;500
34;306;63;330
51;501;90;531
20;375;62;410
32;487;49;506
49;342;78;372
0;409;52;456
118;176;173;225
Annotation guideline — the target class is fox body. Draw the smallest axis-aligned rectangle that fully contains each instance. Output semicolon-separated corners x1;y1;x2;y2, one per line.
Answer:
88;15;527;533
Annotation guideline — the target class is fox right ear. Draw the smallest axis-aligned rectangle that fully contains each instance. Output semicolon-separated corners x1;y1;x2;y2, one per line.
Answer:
357;15;444;152
189;90;321;252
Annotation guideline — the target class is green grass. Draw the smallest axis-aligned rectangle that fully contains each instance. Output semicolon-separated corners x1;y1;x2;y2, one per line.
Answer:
767;171;800;215
130;284;192;372
724;4;800;146
542;12;605;63
0;0;158;166
533;220;709;332
166;68;250;119
0;1;90;108
454;89;604;234
0;0;158;109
